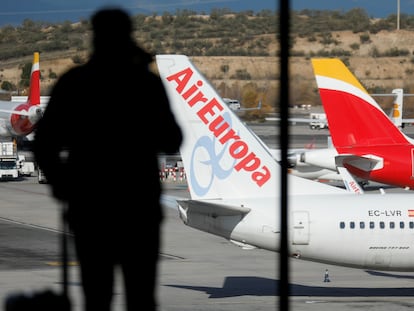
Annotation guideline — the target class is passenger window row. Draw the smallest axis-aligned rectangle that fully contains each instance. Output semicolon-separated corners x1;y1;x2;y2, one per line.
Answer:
340;221;414;229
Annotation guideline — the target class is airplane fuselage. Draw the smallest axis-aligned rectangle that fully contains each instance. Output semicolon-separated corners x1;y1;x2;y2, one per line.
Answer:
179;193;414;271
157;54;414;275
0;101;42;137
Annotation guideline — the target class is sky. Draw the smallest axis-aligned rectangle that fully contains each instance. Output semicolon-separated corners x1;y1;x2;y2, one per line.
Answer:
0;1;411;26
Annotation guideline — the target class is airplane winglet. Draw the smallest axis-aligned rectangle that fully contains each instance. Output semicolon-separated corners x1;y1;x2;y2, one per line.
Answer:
391;88;403;128
337;167;364;194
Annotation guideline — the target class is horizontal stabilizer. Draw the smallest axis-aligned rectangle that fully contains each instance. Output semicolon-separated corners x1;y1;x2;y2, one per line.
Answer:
335;154;383;172
230;239;257;250
177;199;251;216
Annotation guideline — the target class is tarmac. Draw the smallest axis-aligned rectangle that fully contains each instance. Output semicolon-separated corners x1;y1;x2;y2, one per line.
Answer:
1;178;414;311
2;120;414;310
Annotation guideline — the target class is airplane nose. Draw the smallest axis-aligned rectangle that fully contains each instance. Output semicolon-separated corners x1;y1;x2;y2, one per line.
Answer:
300;152;306;163
28;106;44;124
35;107;43;117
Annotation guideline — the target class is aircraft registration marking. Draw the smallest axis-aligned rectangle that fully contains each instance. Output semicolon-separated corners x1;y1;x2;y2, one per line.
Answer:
368;210;402;217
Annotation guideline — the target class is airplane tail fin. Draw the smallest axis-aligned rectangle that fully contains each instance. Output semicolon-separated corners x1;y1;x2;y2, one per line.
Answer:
311;58;410;151
27;52;40;106
391;88;403;128
156;54;347;200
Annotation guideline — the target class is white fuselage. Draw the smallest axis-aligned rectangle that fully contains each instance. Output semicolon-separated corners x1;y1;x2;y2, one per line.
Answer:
0;100;43;137
181;193;414;271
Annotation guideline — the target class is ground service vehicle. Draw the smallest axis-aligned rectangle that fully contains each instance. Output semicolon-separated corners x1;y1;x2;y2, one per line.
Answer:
223;98;241;110
0;140;19;179
309;112;328;129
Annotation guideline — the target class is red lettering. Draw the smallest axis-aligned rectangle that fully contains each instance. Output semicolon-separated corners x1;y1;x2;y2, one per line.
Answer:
234;152;261;172
252;167;271;187
166;67;193;93
229;141;248;159
219;128;240;144
182;80;203;100
188;91;208;107
166;66;272;188
209;116;230;138
182;85;198;100
197;98;223;123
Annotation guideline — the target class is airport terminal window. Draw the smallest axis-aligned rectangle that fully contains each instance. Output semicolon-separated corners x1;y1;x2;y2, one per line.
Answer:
360;221;365;229
350;221;355;229
369;221;374;229
390;222;395;229
380;222;385;229
340;222;345;229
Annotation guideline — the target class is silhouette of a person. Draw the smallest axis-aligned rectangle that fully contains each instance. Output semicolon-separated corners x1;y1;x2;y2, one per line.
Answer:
33;7;182;311
324;269;330;282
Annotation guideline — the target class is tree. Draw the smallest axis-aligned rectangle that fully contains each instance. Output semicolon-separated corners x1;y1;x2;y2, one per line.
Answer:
19;62;32;88
1;80;15;91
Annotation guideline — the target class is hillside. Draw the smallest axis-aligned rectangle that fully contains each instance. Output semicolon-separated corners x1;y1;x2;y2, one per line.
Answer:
2;20;414;117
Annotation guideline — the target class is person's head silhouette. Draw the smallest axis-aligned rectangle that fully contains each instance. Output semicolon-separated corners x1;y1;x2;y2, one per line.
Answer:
91;8;134;52
90;7;152;64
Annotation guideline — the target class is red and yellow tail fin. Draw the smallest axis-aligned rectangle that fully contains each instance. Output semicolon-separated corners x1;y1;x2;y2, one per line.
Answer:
27;52;40;106
311;58;408;150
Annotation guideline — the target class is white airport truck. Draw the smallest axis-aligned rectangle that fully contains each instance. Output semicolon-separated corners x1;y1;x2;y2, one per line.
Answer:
309;112;328;130
0;139;35;180
223;98;241;110
18;154;35;177
0;139;20;179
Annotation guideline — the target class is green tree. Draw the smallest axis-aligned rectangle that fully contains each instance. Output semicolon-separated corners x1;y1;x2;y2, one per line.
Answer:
1;80;15;91
20;62;32;88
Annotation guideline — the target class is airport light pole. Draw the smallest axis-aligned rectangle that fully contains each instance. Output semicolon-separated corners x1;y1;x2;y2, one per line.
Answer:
397;0;400;30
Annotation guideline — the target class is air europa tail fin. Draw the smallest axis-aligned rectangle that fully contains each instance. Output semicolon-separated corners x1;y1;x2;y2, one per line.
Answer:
311;58;411;150
27;52;40;106
156;54;347;200
156;54;277;200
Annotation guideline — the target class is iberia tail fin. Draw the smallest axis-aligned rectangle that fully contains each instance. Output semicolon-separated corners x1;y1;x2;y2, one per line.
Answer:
311;58;412;151
27;52;40;106
7;52;42;136
156;54;347;201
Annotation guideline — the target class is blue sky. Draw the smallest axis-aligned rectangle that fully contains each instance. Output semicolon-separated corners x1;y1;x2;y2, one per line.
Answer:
0;1;411;26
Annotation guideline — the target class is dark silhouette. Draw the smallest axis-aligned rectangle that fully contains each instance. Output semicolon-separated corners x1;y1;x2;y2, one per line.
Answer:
33;7;182;311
